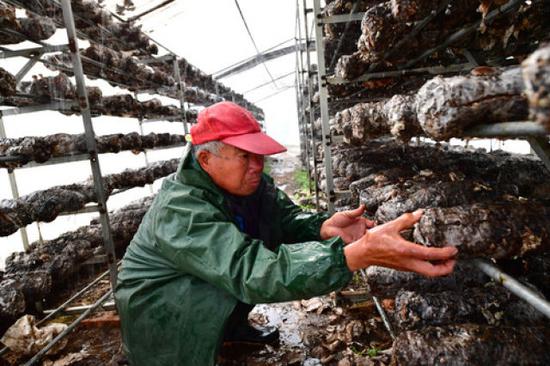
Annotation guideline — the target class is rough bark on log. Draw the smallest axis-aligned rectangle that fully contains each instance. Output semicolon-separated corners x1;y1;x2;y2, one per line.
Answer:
323;0;381;40
45;48;225;108
324;36;361;71
391;324;550;366
21;0;158;55
100;94;141;117
394;283;546;330
0;132;185;169
365;173;529;223
359;0;547;64
324;139;550;194
45;44;174;90
416;67;528;140
150;59;264;120
334;94;421;142
349;167;414;206
334;51;370;80
0;195;155;328
357;2;413;64
22;73;76;101
356;0;483;66
0;2;21;45
523;253;550;299
0;14;56;45
413;202;550;259
0;280;25;321
522;43;550;130
0;67;16;97
364;262;487;298
19;15;56;42
81;22;159;55
0;159;178;237
470;1;550;59
334;0;549;81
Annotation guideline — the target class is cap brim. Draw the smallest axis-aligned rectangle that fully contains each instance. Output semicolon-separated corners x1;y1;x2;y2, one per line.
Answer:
221;132;287;155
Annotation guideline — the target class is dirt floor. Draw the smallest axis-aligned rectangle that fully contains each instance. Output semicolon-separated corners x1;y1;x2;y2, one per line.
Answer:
0;147;392;366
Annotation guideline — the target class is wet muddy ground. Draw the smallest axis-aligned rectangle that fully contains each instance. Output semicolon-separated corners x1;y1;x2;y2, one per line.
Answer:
1;147;392;365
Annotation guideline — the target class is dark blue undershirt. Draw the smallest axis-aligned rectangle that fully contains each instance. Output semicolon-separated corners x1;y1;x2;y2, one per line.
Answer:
223;180;264;240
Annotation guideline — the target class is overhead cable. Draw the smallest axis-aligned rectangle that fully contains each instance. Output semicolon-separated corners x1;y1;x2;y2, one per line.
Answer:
233;0;279;88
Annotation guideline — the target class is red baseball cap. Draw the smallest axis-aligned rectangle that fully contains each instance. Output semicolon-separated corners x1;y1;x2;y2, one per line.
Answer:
190;101;287;155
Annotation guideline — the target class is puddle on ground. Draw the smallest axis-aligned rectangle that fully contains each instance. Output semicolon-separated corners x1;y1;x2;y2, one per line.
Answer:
218;296;393;366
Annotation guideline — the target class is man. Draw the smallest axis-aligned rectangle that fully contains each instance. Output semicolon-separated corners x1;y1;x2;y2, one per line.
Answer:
115;101;457;366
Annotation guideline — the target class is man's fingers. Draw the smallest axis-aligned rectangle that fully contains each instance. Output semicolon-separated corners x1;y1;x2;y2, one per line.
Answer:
391;209;424;231
409;258;456;277
365;218;376;228
403;242;458;260
345;204;366;218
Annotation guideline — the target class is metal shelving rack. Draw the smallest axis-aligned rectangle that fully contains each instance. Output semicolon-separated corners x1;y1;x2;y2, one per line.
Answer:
297;0;550;335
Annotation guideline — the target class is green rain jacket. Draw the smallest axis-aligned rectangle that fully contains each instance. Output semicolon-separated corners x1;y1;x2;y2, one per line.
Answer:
115;145;352;366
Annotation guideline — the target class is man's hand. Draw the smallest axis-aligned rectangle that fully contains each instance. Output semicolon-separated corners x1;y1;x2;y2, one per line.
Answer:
320;205;376;244
344;209;457;277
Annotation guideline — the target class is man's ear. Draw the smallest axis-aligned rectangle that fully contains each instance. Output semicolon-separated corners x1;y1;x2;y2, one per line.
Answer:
196;150;211;172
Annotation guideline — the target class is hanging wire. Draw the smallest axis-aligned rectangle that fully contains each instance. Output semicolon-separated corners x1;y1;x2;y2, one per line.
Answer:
251;84;295;104
242;70;295;94
233;0;279;88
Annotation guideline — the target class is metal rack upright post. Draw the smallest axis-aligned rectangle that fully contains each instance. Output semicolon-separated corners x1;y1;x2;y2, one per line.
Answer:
59;0;118;287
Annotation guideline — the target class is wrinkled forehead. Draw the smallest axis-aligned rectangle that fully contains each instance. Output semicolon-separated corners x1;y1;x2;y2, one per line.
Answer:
217;142;244;155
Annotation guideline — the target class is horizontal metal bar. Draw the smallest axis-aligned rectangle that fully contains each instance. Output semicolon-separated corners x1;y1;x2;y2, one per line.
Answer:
473;258;550;319
23;289;113;366
0;44;68;59
18;153;91;168
462;122;549;137
320;12;365;24
134;87;179;99
141;116;184;123
12;143;186;169
43;301;115;315
81;254;108;266
1;101;190;123
0;155;23;164
328;63;474;85
0;101;74;116
58;205;100;216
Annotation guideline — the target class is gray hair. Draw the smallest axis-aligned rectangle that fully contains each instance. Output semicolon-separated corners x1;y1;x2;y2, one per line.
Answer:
192;140;225;158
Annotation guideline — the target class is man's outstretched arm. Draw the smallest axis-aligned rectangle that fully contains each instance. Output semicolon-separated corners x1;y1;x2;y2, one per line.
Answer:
341;209;457;277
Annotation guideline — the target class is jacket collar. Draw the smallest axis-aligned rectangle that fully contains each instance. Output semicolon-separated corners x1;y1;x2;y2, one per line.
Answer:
175;144;227;209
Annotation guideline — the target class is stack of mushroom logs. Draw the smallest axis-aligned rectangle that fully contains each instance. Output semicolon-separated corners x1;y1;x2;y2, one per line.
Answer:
0;195;157;333
0;0;268;336
0;155;184;331
0;0;262;118
326;0;550;80
316;141;550;362
306;1;550;363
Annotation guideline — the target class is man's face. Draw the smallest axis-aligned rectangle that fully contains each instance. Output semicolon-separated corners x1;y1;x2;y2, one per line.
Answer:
198;144;265;196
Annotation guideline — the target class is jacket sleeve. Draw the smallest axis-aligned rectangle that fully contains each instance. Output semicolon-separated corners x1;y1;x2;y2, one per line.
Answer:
276;188;331;243
152;191;352;304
